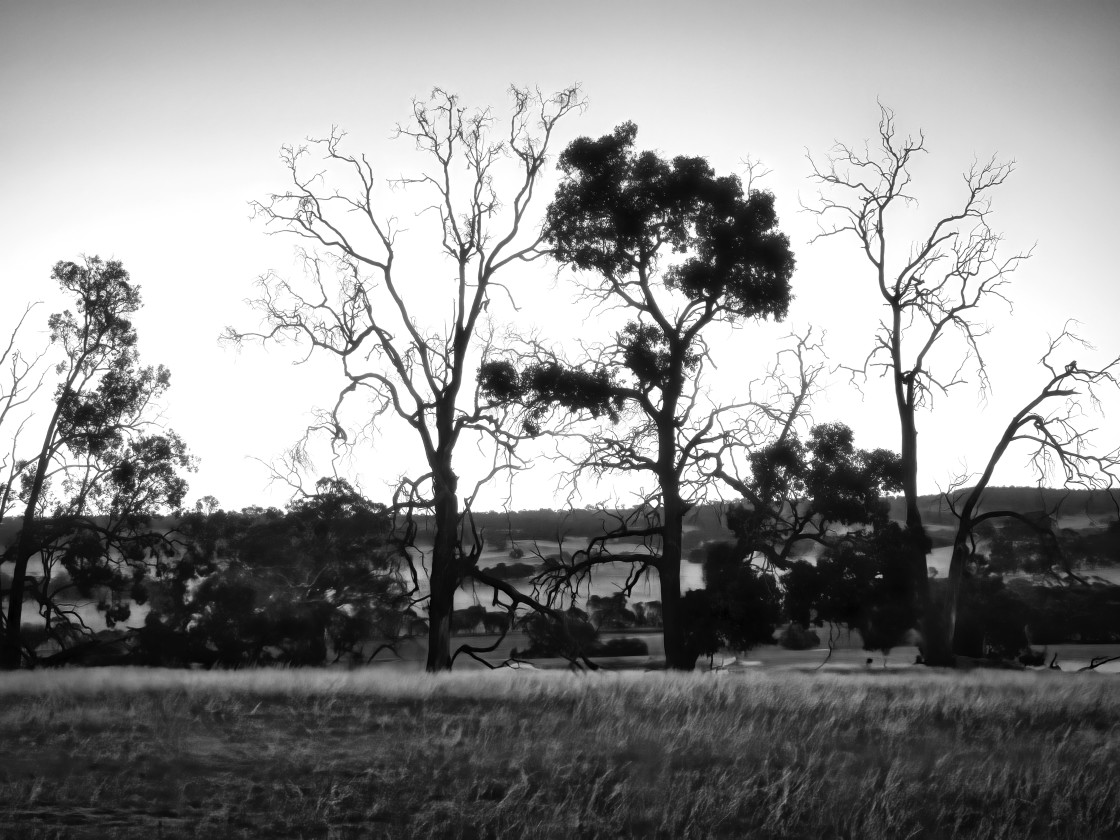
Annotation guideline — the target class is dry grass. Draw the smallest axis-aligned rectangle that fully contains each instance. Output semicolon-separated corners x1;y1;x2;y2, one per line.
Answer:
1;667;1118;839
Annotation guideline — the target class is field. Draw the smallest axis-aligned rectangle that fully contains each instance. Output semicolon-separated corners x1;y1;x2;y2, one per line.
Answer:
1;669;1118;839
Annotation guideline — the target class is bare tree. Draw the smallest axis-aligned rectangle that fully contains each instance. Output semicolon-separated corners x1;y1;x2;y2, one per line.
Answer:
226;87;582;671
940;327;1120;655
806;104;1030;664
0;304;49;524
481;123;797;669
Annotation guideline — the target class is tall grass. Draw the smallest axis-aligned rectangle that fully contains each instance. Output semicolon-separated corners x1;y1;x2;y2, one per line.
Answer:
1;668;1117;838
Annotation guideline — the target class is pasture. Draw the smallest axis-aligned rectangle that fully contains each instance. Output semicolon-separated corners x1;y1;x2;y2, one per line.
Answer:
1;668;1117;838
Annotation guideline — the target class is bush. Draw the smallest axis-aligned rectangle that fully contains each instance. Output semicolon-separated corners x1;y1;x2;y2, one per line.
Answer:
592;637;649;657
482;561;536;581
778;623;821;650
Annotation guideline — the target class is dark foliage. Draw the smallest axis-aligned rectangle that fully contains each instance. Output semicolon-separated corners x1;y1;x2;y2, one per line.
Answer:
728;424;903;565
479;360;624;438
545;122;794;322
681;541;784;661
586;592;638;630
777;622;821;650
512;608;597;660
953;571;1120;654
1;257;193;668
141;478;409;667
782;524;916;656
479;561;537;581
512;607;649;660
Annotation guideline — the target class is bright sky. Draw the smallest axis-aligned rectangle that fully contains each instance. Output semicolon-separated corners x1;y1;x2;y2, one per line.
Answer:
2;0;1118;513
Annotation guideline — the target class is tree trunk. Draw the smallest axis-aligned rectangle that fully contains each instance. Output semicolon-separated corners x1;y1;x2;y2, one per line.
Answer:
2;387;66;670
943;540;970;652
897;397;941;664
425;473;459;672
1;475;48;670
1;537;33;670
659;491;692;670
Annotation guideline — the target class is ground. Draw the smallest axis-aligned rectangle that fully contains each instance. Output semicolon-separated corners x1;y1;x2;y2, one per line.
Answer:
1;667;1118;839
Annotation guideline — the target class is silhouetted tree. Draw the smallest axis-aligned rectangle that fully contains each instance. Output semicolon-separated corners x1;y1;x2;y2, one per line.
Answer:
0;257;192;669
716;423;903;565
939;327;1120;658
708;423;905;660
146;478;410;666
482;123;796;669
688;542;784;661
807;105;1030;664
783;524;914;657
227;87;583;671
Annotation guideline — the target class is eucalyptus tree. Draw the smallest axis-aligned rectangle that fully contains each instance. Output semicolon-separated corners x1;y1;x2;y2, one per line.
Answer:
482;122;796;669
0;257;192;669
228;87;582;671
806;105;1030;663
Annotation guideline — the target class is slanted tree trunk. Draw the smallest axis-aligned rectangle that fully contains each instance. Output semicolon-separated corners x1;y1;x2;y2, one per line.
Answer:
1;411;59;670
1;527;37;670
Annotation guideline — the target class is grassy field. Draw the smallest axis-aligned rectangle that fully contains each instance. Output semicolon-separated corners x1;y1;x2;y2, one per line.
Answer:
1;668;1118;839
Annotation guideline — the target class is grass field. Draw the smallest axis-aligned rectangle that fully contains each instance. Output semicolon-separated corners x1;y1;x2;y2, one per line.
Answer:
1;668;1118;839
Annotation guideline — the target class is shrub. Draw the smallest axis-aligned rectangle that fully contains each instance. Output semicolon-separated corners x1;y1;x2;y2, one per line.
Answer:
778;623;821;650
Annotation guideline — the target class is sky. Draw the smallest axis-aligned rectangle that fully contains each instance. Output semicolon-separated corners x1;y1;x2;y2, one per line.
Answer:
1;0;1118;514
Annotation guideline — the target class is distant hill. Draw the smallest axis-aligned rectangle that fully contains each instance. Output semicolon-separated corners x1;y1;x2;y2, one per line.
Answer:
891;487;1120;527
5;488;1114;556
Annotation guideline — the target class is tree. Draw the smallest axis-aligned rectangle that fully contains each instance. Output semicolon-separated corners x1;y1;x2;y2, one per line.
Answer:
784;524;915;658
482;123;796;669
686;541;784;662
704;422;905;660
807;105;1030;664
227;87;582;671
0;257;192;669
715;422;903;567
939;328;1120;658
145;478;410;667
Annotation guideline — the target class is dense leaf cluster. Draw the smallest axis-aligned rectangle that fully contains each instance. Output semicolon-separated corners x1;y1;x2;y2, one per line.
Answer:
142;478;410;667
1;257;195;667
479;359;625;436
545;122;795;323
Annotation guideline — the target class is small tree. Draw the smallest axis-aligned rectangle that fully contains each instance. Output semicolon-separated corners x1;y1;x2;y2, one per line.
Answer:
483;122;796;669
806;105;1030;664
228;87;583;671
715;423;903;567
707;422;906;660
0;257;192;669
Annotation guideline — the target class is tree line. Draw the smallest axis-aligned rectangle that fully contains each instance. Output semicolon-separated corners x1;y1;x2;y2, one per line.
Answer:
2;88;1117;671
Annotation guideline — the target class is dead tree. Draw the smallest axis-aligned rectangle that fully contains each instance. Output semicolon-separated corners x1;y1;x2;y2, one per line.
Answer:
0;304;48;525
226;87;582;671
806;104;1030;664
940;327;1119;658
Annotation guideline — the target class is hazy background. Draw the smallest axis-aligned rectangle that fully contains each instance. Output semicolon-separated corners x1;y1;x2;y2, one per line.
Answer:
2;0;1118;512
